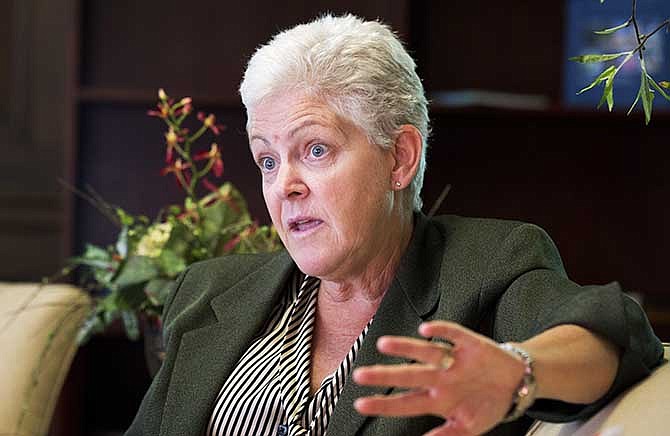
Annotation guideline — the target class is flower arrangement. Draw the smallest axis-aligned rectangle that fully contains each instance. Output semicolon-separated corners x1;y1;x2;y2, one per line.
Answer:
68;89;281;344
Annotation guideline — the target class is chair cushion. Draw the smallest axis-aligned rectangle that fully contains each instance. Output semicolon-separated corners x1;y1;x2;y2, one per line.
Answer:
527;344;670;436
0;282;90;436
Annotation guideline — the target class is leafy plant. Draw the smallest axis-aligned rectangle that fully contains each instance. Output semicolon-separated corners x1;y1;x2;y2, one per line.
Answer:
62;89;281;344
569;0;670;124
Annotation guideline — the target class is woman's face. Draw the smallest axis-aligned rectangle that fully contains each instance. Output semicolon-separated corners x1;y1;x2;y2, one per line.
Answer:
249;92;401;281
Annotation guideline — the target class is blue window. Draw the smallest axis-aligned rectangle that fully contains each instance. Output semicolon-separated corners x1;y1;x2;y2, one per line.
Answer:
564;0;670;111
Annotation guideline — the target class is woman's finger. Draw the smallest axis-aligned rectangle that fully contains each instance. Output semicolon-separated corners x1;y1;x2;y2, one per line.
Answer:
353;363;451;389
354;389;439;417
419;321;480;345
377;335;454;366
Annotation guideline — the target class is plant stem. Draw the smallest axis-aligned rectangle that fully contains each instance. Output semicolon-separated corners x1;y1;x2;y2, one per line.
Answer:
189;124;209;145
640;19;670;44
630;0;670;61
631;0;643;59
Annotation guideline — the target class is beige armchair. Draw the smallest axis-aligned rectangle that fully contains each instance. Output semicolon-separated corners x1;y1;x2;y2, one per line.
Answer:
528;343;670;436
0;282;90;436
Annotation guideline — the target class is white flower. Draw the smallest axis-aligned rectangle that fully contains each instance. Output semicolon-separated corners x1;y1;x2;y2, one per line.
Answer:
136;222;173;258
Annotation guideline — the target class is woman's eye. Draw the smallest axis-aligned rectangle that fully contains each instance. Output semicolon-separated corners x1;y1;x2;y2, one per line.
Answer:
310;144;326;158
260;157;276;171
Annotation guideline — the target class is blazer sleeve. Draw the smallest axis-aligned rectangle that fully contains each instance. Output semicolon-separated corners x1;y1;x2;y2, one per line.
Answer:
124;267;190;436
480;223;664;423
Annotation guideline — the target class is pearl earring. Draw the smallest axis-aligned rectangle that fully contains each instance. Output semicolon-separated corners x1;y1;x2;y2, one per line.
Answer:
395;181;402;188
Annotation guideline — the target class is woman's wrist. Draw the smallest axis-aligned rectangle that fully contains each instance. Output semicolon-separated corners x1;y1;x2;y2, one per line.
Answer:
498;342;538;422
516;325;620;404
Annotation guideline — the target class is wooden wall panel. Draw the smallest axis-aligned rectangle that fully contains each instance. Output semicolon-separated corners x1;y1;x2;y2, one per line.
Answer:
0;1;11;120
420;1;564;102
79;1;408;100
0;0;70;281
423;109;668;297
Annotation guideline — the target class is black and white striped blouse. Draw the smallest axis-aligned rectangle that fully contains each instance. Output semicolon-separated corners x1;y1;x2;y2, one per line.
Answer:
207;270;373;436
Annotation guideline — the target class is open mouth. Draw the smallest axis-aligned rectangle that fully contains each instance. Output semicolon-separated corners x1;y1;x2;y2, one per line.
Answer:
288;218;323;232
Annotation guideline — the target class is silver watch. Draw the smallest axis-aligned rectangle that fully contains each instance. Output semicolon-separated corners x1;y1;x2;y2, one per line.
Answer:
499;342;537;423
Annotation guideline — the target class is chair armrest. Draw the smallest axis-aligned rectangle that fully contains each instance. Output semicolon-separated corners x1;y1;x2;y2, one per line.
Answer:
527;344;670;436
0;282;91;436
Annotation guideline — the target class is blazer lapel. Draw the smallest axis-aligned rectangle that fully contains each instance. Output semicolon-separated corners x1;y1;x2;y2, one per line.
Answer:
160;251;295;436
327;278;432;436
328;214;446;436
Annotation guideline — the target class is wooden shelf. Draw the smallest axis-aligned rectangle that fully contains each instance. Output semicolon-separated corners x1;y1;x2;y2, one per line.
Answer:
429;103;670;122
77;86;670;125
77;86;242;108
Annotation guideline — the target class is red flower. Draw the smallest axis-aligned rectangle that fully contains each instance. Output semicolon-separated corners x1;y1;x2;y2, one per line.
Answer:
161;158;192;189
174;97;192;117
202;178;219;193
147;102;169;119
222;235;241;253
194;143;224;177
176;207;199;223
164;128;177;163
223;223;258;252
201;178;240;213
197;112;226;135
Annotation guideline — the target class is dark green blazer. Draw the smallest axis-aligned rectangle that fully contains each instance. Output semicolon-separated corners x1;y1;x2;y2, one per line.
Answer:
126;214;663;436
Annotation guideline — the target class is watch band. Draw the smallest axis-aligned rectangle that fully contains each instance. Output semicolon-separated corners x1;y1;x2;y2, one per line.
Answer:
498;342;537;423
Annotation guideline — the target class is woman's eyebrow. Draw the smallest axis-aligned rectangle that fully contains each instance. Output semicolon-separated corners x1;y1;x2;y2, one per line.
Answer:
249;135;271;148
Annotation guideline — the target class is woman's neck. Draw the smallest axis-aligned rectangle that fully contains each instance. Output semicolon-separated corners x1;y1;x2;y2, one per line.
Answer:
317;210;414;309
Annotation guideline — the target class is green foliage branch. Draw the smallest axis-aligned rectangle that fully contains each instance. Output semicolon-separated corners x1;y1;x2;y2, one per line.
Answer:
570;0;670;124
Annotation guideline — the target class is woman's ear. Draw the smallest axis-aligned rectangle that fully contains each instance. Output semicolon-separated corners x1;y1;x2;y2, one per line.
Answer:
390;124;423;190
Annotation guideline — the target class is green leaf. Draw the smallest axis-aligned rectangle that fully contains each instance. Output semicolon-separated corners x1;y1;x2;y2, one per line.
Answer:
576;65;616;95
145;278;174;307
116;226;129;257
646;73;670;102
100;301;120;324
627;87;641;115
116;208;136;226
76;314;105;345
116;284;148;310
158;249;186;277
597;74;615;111
569;52;632;63
162;220;193;259
594;19;631;35
597;66;622;111
184;197;196;211
640;60;654;125
114;255;159;288
199;183;251;249
606;81;615;111
121;310;140;340
83;244;111;261
68;256;113;270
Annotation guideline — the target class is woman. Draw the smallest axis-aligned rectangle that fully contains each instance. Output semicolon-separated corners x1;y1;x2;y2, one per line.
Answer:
126;14;663;436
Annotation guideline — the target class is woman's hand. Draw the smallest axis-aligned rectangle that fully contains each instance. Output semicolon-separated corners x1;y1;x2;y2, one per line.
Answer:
352;321;526;436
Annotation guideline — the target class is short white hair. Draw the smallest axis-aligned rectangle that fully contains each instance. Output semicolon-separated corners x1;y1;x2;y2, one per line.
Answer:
240;14;429;211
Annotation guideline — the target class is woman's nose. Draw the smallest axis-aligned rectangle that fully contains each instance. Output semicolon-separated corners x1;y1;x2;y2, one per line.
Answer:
275;163;308;199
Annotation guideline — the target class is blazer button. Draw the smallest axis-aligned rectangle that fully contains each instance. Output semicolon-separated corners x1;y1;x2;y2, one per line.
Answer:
277;424;288;436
